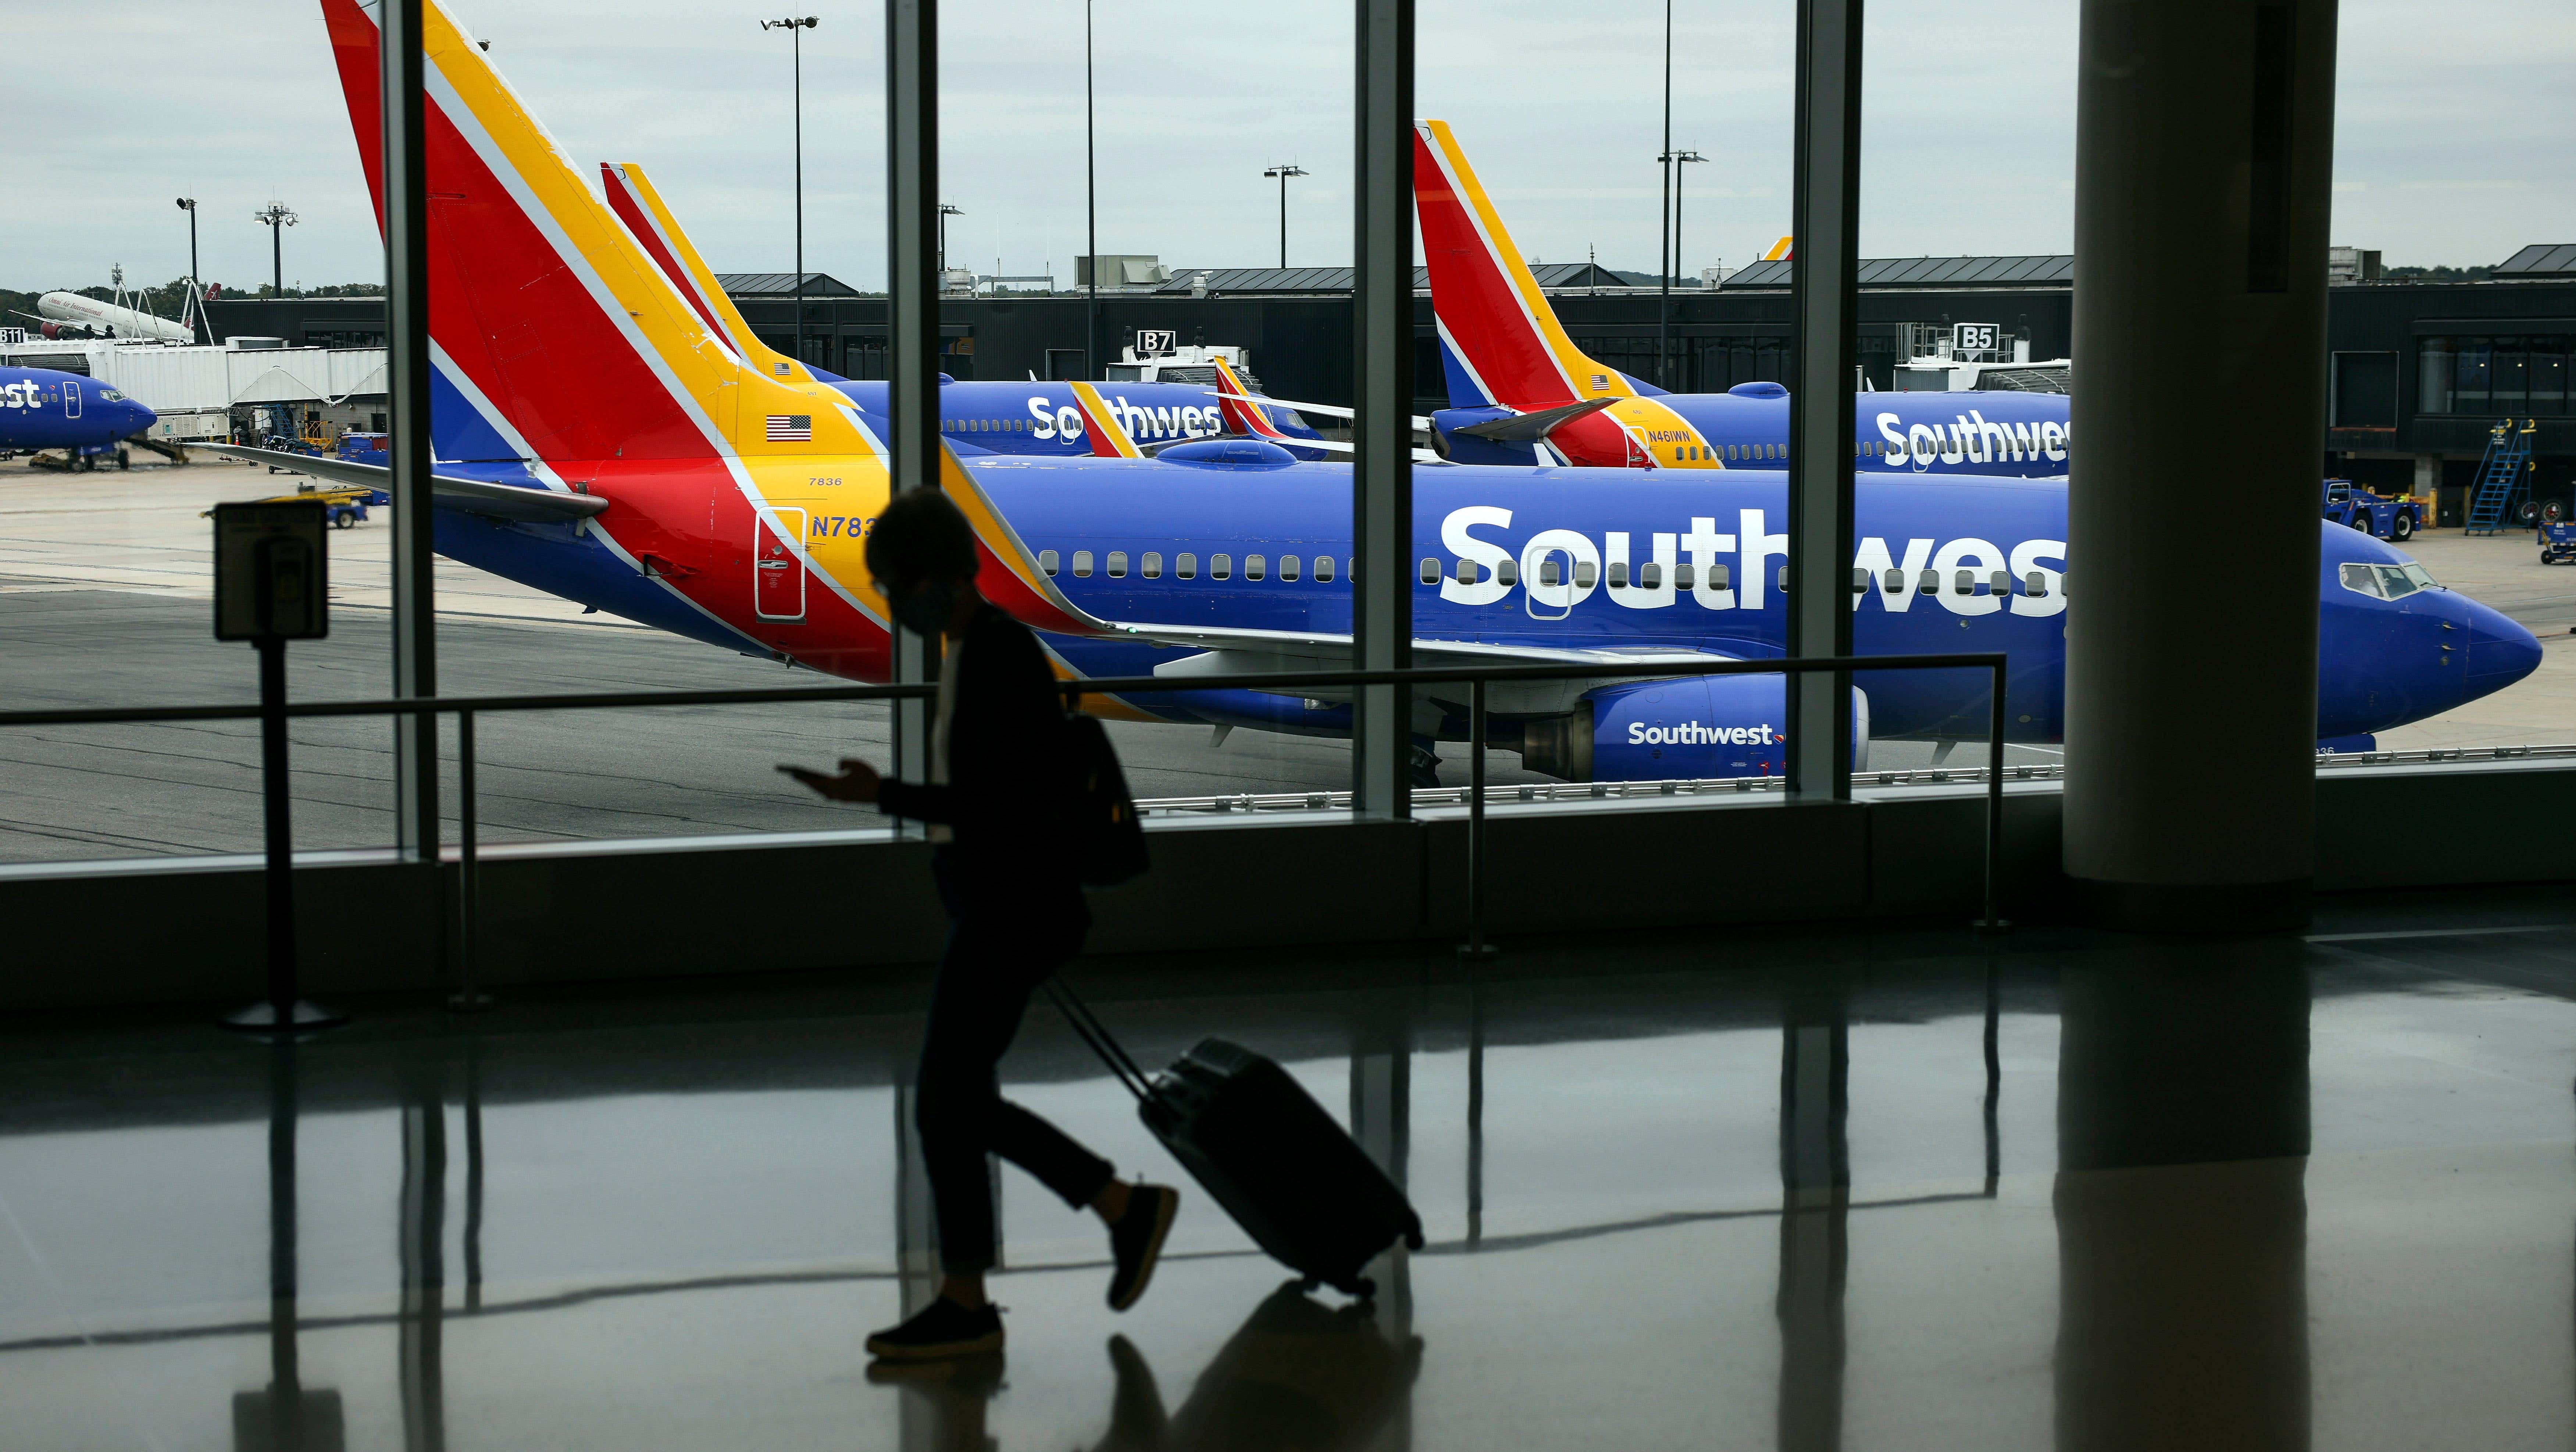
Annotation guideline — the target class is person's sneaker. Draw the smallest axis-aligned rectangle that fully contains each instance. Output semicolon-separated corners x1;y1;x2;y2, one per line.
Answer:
1106;1184;1180;1312
865;1296;1005;1362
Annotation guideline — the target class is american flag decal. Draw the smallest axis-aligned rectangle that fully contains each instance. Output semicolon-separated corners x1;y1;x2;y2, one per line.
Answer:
766;414;812;442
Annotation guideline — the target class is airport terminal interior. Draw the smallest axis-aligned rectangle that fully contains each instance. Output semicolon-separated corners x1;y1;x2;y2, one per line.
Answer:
5;0;2575;1448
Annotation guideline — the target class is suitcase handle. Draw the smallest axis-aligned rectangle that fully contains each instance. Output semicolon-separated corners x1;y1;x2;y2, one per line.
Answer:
1043;978;1153;1103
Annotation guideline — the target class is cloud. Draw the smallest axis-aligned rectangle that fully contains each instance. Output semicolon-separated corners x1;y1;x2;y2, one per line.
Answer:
3;0;2564;290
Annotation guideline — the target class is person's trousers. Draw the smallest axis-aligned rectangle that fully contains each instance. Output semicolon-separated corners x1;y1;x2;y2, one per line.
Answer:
916;892;1113;1277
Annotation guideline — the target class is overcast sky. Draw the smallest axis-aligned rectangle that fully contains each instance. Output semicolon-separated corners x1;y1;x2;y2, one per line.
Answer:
10;1;2572;294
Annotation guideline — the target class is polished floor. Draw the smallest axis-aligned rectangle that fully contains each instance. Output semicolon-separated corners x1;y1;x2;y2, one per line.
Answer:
2;890;2573;1450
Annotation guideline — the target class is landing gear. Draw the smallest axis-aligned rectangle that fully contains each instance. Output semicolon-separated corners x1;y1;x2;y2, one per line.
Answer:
1409;745;1442;788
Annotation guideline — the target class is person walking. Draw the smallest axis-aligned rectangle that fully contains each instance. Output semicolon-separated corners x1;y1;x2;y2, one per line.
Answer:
788;488;1179;1363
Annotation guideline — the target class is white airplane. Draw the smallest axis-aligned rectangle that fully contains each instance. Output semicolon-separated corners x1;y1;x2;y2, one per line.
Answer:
22;291;194;343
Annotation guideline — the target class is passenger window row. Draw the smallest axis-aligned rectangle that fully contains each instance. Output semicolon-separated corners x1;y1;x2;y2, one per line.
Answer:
945;417;1032;434
1038;549;1346;584
1426;558;1736;591
1857;568;2055;597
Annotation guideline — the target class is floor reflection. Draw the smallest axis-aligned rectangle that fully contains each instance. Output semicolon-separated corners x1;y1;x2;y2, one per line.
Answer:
2055;937;2312;1452
1;901;2570;1450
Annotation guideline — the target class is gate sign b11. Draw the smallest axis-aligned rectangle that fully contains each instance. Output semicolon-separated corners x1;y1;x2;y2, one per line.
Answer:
1953;323;1999;356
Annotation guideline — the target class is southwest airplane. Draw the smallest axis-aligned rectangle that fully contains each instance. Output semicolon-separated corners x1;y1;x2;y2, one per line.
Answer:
595;160;1328;463
1412;119;2073;476
0;365;157;465
242;0;2538;792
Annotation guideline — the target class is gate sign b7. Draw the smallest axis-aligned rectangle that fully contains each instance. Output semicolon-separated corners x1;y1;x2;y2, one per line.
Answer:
1135;329;1178;357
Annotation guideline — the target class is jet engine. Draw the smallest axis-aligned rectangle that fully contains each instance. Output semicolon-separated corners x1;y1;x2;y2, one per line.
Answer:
1518;674;1869;782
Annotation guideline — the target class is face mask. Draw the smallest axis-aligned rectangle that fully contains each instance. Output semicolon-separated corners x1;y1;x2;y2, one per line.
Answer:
892;579;958;637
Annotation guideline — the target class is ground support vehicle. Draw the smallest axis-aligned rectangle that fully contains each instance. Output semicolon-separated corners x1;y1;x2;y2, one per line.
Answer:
2322;478;2423;542
2543;520;2576;565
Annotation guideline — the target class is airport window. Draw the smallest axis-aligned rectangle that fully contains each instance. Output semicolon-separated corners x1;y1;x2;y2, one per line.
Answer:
1313;556;1334;582
1039;549;1059;576
1279;554;1301;582
1454;558;1476;584
1073;550;1094;578
1212;554;1232;580
1177;553;1198;579
1142;552;1163;579
2421;335;2575;415
1420;557;1441;584
1107;551;1128;578
1246;555;1266;581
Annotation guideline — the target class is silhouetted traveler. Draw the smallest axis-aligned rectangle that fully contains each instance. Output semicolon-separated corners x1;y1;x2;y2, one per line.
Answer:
788;488;1178;1363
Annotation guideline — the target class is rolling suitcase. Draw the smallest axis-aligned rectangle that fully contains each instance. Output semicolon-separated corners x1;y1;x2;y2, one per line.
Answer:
1047;981;1425;1298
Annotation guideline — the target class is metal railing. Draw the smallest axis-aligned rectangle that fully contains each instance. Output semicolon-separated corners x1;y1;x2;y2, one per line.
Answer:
0;650;2014;1000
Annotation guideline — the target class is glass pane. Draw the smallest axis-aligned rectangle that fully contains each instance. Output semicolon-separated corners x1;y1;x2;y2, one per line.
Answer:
2419;339;2454;412
2529;345;2568;414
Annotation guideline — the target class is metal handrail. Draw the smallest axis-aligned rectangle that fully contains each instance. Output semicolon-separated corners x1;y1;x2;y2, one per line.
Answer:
0;649;2015;1001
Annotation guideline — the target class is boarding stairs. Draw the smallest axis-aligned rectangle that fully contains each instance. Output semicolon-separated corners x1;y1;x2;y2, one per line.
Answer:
2464;417;2537;535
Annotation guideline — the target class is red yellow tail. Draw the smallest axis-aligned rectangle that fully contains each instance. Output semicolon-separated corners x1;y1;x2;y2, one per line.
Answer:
1413;119;1635;414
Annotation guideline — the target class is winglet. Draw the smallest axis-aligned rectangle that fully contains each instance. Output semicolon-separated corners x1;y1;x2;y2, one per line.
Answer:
1764;236;1795;261
1413;118;1631;412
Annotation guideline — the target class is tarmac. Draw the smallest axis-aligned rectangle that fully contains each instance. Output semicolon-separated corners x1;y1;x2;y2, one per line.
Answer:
0;454;2565;863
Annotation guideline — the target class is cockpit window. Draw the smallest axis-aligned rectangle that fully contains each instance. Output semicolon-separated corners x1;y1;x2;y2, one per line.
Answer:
2338;561;2443;600
100;389;126;402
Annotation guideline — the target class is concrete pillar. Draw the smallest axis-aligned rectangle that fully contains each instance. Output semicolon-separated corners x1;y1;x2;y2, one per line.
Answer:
2064;0;2340;930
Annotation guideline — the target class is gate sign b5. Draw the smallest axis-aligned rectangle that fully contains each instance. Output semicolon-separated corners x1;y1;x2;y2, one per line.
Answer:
1953;323;1999;356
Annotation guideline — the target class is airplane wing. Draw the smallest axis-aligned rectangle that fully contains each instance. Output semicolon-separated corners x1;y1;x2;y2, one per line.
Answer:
1092;619;1744;712
196;444;609;524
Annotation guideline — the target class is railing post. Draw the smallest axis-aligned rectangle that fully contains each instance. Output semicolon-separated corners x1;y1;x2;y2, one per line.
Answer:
1978;660;2009;933
1350;0;1414;821
1785;0;1862;805
452;708;490;1010
1460;677;1494;960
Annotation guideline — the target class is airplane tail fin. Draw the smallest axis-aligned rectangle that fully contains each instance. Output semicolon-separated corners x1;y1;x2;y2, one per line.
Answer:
317;0;863;468
1208;355;1301;444
1413;119;1633;413
1063;381;1145;457
600;161;817;385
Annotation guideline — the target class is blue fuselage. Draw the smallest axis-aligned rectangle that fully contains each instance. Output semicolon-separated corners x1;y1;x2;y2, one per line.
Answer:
0;366;156;453
1437;388;2075;476
824;379;1326;457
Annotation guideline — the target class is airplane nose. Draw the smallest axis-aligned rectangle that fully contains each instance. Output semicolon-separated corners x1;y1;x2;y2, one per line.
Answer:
2463;599;2542;688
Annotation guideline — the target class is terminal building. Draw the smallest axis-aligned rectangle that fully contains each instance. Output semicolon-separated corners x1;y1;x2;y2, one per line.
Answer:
201;250;2576;522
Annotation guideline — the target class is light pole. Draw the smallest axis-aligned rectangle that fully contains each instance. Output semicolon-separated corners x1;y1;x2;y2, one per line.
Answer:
1085;0;1098;374
1262;164;1308;269
253;201;297;297
176;197;202;341
761;16;819;370
1669;149;1704;385
1658;0;1673;386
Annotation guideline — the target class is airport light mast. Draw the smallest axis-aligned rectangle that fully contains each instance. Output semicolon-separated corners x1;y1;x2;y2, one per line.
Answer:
1668;149;1705;371
938;203;963;280
761;15;820;371
1263;164;1308;270
176;197;203;342
1085;0;1099;374
1658;0;1673;387
253;202;297;298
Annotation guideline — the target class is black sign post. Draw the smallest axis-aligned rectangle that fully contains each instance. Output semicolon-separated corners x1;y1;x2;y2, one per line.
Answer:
214;502;347;1035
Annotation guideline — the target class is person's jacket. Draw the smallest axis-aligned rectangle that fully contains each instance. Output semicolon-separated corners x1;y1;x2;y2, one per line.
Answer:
877;602;1084;909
